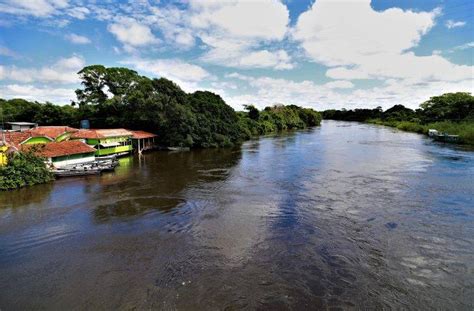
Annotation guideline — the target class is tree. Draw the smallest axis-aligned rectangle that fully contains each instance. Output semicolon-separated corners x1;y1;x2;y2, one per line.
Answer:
420;92;474;121
244;105;260;121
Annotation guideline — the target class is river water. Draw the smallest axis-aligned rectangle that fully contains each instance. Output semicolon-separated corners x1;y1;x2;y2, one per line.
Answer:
0;121;473;310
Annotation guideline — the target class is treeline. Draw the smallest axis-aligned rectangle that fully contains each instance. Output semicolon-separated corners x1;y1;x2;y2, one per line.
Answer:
0;65;321;148
322;92;474;144
238;104;321;139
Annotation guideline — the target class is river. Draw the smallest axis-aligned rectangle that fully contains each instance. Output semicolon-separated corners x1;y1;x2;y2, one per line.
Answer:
0;120;473;310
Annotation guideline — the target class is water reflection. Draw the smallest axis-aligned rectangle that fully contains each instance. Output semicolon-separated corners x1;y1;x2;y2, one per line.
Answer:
92;148;242;222
0;182;54;209
0;121;473;309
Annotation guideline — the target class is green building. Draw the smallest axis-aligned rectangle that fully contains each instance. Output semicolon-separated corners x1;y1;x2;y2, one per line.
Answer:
71;129;133;157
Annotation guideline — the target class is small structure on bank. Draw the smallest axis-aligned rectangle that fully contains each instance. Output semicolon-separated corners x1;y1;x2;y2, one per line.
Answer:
21;141;96;168
71;129;133;157
5;122;37;132
130;130;157;154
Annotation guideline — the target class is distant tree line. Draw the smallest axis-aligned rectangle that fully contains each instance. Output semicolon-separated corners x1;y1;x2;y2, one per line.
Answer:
0;65;322;148
322;92;474;123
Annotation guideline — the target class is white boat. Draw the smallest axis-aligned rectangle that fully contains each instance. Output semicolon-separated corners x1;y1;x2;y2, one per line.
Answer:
428;129;460;143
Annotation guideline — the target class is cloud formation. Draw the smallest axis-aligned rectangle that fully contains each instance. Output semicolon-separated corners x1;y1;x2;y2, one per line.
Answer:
0;55;84;84
65;33;91;44
445;20;466;29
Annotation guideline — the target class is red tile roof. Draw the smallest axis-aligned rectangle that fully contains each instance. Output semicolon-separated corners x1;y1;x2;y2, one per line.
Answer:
130;130;157;139
26;126;78;139
3;131;43;149
71;128;133;139
2;126;77;149
21;141;96;158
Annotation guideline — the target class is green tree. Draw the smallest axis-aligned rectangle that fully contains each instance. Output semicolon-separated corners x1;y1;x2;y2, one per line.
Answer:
0;150;54;191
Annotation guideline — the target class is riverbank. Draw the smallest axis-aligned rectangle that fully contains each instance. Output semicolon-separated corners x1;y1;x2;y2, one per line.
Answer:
366;119;474;145
0;105;321;191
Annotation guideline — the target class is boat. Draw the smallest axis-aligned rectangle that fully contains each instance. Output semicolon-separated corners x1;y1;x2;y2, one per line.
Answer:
51;158;118;177
52;167;101;177
166;146;190;152
428;129;460;143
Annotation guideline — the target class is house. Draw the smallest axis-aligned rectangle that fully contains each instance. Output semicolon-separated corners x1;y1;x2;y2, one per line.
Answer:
3;126;78;149
3;131;48;149
21;141;96;168
71;129;133;157
27;126;78;142
130;130;157;153
6;122;38;132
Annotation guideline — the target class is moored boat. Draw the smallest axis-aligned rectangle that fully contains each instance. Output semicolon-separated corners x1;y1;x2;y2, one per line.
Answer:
52;167;101;177
428;129;460;143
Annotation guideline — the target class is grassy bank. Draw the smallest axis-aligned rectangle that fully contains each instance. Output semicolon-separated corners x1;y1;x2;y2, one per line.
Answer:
367;119;474;145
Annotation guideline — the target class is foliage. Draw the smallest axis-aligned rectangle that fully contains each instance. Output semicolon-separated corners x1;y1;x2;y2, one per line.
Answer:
237;104;322;140
1;65;322;148
323;92;473;123
0;150;54;191
72;65;321;147
0;98;79;126
420;92;474;122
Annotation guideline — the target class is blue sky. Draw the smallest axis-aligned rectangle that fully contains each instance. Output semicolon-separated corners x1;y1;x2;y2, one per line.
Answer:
0;0;472;110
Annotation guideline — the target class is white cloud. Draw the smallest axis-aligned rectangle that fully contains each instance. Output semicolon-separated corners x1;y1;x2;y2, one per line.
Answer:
189;0;288;41
122;58;212;92
187;0;292;70
293;0;472;84
433;41;474;55
0;84;75;104
108;18;158;49
0;46;18;58
65;33;91;44
0;0;68;17
324;80;354;89
445;20;466;29
293;0;438;67
146;6;195;49
225;72;253;81
0;55;85;84
223;74;474;111
325;52;472;82
66;6;89;19
201;45;294;70
453;41;474;50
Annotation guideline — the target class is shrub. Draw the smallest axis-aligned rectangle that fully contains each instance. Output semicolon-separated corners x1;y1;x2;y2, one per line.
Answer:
0;151;54;191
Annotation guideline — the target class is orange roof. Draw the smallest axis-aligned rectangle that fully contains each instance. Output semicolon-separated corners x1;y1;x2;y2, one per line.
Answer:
71;128;133;139
26;126;78;140
130;130;157;139
3;131;41;149
21;141;96;158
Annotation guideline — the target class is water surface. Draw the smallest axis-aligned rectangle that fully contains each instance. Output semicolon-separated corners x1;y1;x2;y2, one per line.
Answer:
0;121;473;309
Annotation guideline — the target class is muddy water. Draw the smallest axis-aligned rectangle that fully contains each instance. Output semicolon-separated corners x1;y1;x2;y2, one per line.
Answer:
0;121;473;309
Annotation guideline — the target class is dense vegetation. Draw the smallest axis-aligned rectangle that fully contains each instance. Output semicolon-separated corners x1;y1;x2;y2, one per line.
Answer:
322;92;474;145
0;151;54;190
238;104;322;139
1;65;321;148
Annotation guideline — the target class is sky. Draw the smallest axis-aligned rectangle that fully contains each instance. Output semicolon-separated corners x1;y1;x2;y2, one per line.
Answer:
0;0;472;111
